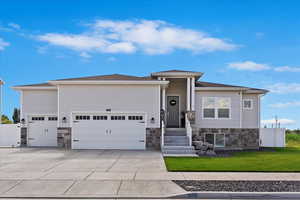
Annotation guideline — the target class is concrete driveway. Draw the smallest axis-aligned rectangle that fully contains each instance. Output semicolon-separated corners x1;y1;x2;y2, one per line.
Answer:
0;148;186;198
0;148;168;178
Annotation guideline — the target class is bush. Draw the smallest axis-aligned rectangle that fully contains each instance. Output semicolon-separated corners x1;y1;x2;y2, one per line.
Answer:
286;133;300;147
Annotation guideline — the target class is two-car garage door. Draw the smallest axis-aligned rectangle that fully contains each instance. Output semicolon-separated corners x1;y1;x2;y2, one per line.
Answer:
72;112;146;150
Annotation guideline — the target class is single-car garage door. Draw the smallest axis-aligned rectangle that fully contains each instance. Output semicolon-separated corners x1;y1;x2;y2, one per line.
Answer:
72;112;146;149
27;115;58;147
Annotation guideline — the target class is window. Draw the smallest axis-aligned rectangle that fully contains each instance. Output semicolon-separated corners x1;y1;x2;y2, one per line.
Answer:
243;99;253;110
111;115;125;120
203;97;231;119
32;117;45;121
128;116;143;120
75;115;90;120
215;134;225;147
48;117;58;121
93;115;108;120
204;133;225;147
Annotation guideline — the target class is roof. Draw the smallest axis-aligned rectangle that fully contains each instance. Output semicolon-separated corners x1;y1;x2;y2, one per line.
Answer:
13;82;53;87
196;81;241;88
153;69;199;73
151;69;203;80
53;74;154;81
196;81;269;93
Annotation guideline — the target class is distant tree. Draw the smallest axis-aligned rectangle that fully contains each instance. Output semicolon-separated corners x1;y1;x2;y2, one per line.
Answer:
286;129;292;134
12;108;20;124
1;115;12;124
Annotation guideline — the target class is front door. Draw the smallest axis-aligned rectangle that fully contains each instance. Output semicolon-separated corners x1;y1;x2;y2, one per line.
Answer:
167;96;180;128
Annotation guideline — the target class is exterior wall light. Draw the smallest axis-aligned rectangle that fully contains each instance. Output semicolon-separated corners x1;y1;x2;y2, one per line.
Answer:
151;117;155;124
62;117;67;124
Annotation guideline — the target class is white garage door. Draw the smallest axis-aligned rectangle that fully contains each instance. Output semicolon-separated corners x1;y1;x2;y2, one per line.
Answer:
72;112;146;149
27;115;58;147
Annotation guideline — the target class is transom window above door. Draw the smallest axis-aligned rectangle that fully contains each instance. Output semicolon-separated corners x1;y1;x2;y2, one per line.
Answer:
203;97;231;119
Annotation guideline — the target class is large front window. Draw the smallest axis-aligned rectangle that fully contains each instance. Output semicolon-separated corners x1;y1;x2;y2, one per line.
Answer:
203;97;231;119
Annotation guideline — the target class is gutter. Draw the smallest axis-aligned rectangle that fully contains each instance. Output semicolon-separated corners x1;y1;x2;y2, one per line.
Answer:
48;80;170;85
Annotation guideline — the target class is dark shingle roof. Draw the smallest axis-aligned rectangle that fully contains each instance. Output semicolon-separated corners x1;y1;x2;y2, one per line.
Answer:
54;74;154;81
196;81;268;92
14;82;53;87
196;81;242;88
153;69;199;73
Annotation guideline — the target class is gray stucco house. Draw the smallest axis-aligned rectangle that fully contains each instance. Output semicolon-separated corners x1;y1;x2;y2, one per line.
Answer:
13;70;268;154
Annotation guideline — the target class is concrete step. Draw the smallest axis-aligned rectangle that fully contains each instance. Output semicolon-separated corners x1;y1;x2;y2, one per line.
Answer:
162;146;197;155
166;128;186;131
163;146;195;150
165;136;189;140
163;154;198;157
164;142;189;146
165;132;186;136
162;149;197;154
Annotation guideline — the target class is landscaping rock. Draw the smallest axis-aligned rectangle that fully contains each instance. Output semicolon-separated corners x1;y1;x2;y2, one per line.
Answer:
174;180;300;192
206;150;217;156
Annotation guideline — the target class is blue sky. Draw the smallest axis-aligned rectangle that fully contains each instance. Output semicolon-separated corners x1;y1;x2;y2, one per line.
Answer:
0;0;300;128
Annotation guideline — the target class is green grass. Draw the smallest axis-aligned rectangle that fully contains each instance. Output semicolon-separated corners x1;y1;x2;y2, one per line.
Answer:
286;133;300;147
164;133;300;172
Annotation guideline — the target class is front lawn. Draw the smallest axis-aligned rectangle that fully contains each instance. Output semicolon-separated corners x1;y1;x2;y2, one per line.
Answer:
164;133;300;172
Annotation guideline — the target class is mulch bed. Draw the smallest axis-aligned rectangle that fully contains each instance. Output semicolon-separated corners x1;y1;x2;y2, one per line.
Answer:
174;180;300;192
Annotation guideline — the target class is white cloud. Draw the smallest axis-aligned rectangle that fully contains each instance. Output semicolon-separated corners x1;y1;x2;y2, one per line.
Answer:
267;83;300;94
79;52;91;58
228;61;271;71
274;66;300;72
36;19;237;55
0;38;9;51
227;61;300;73
262;118;296;125
270;101;300;108
8;23;20;30
37;34;108;51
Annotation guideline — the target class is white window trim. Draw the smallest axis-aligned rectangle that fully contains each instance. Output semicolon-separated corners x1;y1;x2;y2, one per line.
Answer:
243;99;253;110
202;97;231;120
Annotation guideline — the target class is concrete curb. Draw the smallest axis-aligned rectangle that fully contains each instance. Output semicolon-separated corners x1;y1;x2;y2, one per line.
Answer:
173;191;300;199
1;192;300;199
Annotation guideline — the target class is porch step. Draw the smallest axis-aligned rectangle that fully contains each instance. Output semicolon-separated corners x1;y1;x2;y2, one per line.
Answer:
165;128;186;136
165;131;186;136
164;142;189;146
162;146;197;155
164;136;190;146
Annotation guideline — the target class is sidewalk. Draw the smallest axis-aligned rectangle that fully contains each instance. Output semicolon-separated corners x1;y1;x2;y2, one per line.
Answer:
1;171;300;181
1;172;300;198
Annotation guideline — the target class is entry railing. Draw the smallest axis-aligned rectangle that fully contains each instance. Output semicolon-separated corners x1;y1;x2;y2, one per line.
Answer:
185;113;192;146
161;120;165;148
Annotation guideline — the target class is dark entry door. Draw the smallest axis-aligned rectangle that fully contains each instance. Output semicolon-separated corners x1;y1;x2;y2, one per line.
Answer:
167;96;180;128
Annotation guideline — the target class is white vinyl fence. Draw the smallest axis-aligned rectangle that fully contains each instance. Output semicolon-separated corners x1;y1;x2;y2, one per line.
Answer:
0;124;21;147
260;128;286;147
